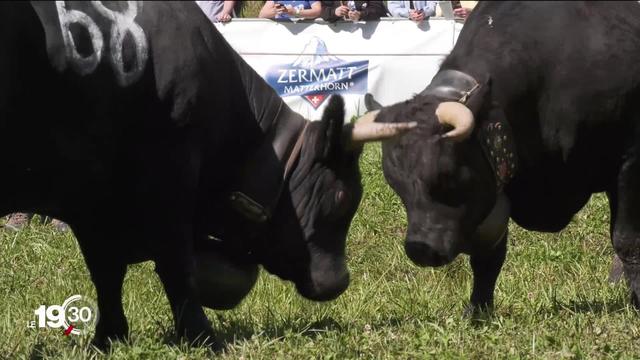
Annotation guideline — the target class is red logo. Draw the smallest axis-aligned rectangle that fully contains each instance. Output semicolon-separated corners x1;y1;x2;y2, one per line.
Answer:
303;94;327;109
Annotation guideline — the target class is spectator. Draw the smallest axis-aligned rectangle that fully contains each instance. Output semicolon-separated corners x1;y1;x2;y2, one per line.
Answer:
196;1;236;23
435;1;476;20
387;1;437;21
259;1;322;21
452;1;474;20
4;213;31;232
320;1;386;22
4;213;68;232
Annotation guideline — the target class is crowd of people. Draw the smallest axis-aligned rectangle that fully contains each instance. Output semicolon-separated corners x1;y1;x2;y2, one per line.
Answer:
196;1;475;24
1;0;474;233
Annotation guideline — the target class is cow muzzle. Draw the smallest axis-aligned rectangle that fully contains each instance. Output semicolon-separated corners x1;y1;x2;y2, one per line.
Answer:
296;256;350;301
404;222;461;267
404;239;457;267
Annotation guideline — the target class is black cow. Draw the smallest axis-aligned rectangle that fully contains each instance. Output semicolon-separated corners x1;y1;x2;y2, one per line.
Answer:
1;1;414;347
367;1;640;313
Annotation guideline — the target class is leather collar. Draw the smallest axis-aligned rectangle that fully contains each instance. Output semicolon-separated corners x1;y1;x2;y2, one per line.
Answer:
203;102;309;264
422;70;516;191
228;101;308;226
421;69;481;103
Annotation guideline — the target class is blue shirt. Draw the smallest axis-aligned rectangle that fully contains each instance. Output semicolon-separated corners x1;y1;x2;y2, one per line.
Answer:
275;0;319;20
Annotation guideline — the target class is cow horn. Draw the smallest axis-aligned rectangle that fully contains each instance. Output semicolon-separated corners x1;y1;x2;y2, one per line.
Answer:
435;102;475;141
347;110;417;145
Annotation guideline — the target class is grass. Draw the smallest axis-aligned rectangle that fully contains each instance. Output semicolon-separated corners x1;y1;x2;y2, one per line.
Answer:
237;1;264;18
1;143;638;359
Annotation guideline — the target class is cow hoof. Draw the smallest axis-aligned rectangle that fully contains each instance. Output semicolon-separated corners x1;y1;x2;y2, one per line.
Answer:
608;254;625;284
91;321;129;350
91;337;113;351
180;327;222;351
175;311;222;350
463;302;494;320
91;333;127;351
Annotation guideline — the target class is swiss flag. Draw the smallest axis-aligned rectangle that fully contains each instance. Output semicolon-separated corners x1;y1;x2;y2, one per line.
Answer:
303;94;327;109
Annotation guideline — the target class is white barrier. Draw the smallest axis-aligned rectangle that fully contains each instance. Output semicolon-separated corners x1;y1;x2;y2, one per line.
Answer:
215;18;463;120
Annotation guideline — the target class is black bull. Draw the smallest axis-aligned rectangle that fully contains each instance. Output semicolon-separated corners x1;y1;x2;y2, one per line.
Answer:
1;1;414;347
368;1;640;313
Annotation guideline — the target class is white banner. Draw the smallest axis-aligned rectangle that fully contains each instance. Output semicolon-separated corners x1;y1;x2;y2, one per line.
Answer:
215;18;463;120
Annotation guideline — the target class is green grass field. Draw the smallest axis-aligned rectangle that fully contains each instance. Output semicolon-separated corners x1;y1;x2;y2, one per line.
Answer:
1;144;638;359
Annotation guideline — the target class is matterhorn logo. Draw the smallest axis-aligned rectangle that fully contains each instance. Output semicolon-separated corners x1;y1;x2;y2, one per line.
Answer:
266;37;369;109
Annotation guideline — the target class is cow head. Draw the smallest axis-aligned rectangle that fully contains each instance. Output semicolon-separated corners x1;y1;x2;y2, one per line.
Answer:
372;76;512;267
261;96;417;301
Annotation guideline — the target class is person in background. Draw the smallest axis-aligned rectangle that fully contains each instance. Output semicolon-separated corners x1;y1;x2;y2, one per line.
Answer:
320;1;387;22
259;1;322;21
4;213;69;232
451;1;473;20
196;0;236;23
387;1;437;22
435;1;476;20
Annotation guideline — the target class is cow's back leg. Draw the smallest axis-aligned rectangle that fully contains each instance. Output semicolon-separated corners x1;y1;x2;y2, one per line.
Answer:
74;226;129;348
466;230;508;315
610;153;640;309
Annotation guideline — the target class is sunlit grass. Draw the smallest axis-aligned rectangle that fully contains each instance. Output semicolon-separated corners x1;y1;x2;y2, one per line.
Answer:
0;144;638;359
237;1;264;18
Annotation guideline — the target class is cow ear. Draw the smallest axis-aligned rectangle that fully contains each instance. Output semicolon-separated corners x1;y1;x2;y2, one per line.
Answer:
320;95;346;158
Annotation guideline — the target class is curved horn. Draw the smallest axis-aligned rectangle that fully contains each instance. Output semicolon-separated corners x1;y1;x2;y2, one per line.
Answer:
435;101;475;141
348;110;417;145
356;109;379;124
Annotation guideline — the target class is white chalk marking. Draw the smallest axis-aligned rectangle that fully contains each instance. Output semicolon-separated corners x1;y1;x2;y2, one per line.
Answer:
55;1;104;75
54;1;148;87
92;1;148;86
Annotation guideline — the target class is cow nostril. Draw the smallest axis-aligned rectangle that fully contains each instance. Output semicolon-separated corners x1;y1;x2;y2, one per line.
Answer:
297;269;350;302
405;240;451;267
314;271;349;301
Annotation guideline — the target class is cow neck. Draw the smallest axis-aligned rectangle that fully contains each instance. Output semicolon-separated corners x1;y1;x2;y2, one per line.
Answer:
229;75;308;228
202;51;310;260
229;112;308;225
422;69;517;192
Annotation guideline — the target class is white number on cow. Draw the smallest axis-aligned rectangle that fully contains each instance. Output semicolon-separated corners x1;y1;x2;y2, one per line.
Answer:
91;1;148;86
55;1;148;87
55;1;104;75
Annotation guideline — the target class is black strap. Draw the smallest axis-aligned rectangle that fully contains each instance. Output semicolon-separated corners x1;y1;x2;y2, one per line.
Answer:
421;69;480;102
409;0;415;10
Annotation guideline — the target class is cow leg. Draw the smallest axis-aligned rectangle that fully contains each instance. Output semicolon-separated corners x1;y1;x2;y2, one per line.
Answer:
155;257;216;347
75;229;129;348
607;191;625;283
610;155;640;309
466;230;508;315
141;143;215;344
150;211;215;346
609;254;625;284
89;262;128;348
